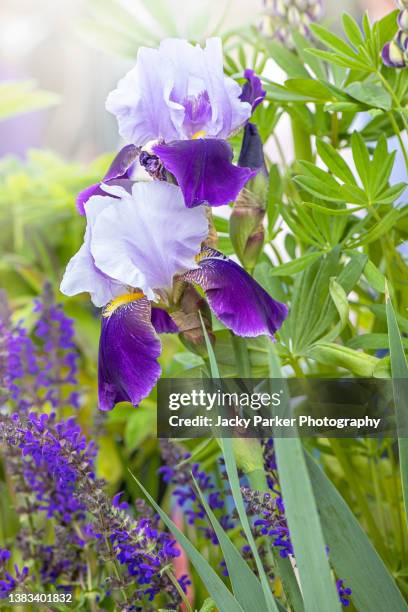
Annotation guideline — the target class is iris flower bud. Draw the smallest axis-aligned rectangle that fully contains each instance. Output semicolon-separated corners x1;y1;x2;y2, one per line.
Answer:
230;123;268;272
171;285;214;356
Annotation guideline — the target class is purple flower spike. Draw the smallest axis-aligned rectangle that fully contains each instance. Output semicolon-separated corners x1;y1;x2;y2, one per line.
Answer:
184;248;288;338
151;307;179;334
76;145;139;215
398;9;408;32
240;69;266;113
382;40;406;68
98;295;161;410
153;139;256;207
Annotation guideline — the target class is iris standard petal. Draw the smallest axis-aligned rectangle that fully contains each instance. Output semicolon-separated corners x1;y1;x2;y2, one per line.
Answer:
183;248;288;337
153;139;256;208
90;181;208;298
98;295;161;410
76;145;139;215
106;37;251;144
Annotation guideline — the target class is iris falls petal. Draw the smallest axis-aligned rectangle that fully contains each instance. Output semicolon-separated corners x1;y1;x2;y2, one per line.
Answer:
183;248;288;337
98;295;161;410
153;139;255;208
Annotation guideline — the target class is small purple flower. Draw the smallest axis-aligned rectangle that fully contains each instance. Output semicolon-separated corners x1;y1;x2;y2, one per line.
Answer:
105;38;257;207
337;579;352;607
1;288;80;411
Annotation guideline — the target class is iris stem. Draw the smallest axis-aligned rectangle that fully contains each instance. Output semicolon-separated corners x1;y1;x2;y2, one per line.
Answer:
231;334;252;378
291;118;313;163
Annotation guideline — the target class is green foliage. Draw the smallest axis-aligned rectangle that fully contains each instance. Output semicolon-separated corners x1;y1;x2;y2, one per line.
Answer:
0;81;59;121
1;4;408;610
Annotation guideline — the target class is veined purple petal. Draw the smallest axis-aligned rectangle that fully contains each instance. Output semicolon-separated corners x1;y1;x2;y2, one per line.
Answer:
76;183;106;216
183;248;288;338
104;144;139;181
238;122;267;174
98;295;161;411
151;307;179;333
153;139;256;208
240;69;266;113
77;145;139;215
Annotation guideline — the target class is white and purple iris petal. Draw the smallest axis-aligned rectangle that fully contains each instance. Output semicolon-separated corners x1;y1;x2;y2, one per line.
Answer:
61;181;208;304
90;181;209;299
76;145;139;215
60;193;127;307
184;248;288;338
106;38;256;207
98;296;162;411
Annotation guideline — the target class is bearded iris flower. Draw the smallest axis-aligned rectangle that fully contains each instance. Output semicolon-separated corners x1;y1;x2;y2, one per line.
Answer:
105;38;263;208
60;181;287;410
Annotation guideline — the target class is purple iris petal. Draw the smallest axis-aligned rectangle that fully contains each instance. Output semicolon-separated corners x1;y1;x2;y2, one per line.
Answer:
238;122;267;174
98;296;161;410
240;69;266;113
184;248;288;338
151;307;179;334
77;145;139;215
153;139;256;208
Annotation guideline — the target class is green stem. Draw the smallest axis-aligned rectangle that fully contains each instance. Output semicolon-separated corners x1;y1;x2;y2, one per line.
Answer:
291;117;313;163
231;334;252;378
388;111;408;173
331;112;339;149
377;71;408;135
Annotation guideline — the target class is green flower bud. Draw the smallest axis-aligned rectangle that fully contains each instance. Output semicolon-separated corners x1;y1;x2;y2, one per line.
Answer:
171;285;214;357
